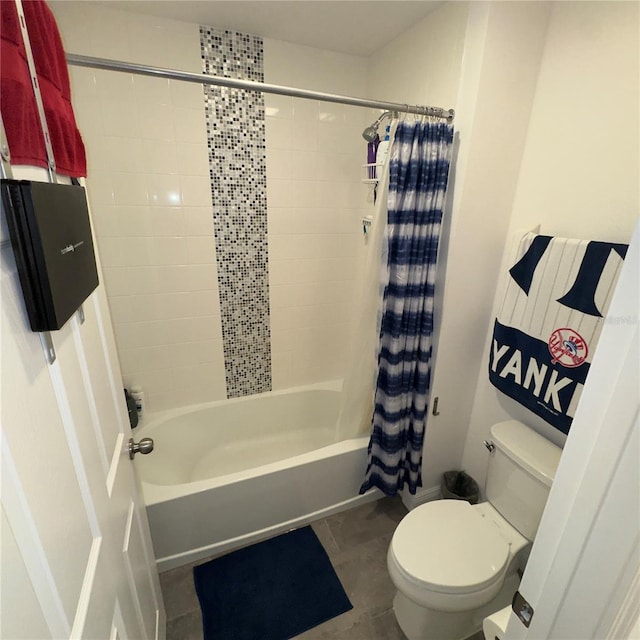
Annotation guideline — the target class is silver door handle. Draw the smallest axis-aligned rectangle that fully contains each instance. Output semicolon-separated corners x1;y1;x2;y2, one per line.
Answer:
128;437;154;460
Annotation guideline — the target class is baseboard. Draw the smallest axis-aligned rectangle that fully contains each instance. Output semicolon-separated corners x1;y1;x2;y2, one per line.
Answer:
400;484;441;511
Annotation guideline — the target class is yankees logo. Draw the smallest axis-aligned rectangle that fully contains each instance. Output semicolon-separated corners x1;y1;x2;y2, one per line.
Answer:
548;328;588;368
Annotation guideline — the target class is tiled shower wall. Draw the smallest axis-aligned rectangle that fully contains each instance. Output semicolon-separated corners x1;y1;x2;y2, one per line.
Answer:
51;3;372;412
51;4;227;412
264;40;371;388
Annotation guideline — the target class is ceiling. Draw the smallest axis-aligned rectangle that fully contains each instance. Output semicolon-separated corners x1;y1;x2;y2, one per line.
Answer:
98;1;443;56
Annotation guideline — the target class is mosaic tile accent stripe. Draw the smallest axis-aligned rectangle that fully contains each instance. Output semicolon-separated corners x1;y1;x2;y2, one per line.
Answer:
200;27;271;398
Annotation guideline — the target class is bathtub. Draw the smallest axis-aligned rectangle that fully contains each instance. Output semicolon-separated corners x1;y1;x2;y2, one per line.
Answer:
134;381;377;571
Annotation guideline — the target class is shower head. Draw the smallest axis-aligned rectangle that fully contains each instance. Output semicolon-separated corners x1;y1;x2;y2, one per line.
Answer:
361;110;395;142
362;125;379;143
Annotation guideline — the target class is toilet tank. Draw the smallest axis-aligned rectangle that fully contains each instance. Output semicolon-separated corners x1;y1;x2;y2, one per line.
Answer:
486;420;562;540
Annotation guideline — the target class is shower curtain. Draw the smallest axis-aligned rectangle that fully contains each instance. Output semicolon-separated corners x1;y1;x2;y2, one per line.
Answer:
360;118;454;496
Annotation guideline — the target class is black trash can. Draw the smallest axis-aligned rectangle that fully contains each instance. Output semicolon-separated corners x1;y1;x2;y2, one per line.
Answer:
441;470;479;504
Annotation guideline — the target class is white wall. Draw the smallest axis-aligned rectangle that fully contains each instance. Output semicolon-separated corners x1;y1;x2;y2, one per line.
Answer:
461;0;640;489
367;1;468;108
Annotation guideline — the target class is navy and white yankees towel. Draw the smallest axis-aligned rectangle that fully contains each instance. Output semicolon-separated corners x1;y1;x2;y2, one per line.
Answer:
489;232;627;434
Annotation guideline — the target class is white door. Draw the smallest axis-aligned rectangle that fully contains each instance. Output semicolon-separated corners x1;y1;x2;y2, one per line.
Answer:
1;166;166;639
505;220;640;639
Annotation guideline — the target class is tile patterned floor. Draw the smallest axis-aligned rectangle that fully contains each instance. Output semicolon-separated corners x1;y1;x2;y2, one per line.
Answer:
160;497;486;640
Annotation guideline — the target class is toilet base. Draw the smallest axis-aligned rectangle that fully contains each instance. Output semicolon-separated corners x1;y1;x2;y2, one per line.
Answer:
392;572;521;640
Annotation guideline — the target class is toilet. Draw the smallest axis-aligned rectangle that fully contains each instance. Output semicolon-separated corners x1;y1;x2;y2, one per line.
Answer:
387;420;562;640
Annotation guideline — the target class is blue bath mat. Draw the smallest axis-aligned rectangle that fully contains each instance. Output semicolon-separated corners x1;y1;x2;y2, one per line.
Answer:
193;526;352;640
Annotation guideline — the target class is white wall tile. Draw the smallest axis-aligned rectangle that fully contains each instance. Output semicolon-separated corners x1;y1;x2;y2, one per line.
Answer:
116;206;153;237
153;266;190;293
99;136;142;174
140;140;179;175
266;180;295;208
270;329;295;354
180;175;212;207
265;148;293;180
318;104;347;123
269;284;299;310
271;351;294;390
289;181;319;208
265;117;293;150
264;94;295;119
94;70;136;103
186;236;216;264
337;233;362;257
148;237;187;265
170;81;205;109
119;237;153;267
173;107;207;143
123;368;174;395
147;174;182;207
290;304;351;329
114;320;165;350
133;76;172;106
269;307;297;331
112;172;148;206
127;294;167;323
100;101;138;138
135;104;176;141
288;119;318;151
288;151;317;181
183;265;218;291
170;363;225;391
102;267;136;297
164;30;202;73
184;208;215;236
150;208;185;236
91;205;121;237
96;237;125;267
186;291;220;317
86;172;115;206
72;97;104;138
292;99;320;121
119;345;168;375
161;316;222;345
176;142;208;175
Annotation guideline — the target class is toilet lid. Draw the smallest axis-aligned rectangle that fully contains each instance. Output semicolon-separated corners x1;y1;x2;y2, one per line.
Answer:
390;500;510;594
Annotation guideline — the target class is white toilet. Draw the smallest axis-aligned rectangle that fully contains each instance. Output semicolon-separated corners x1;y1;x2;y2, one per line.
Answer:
387;420;562;640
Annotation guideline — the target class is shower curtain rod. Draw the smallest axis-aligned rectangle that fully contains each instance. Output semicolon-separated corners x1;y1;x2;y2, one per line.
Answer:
66;53;455;121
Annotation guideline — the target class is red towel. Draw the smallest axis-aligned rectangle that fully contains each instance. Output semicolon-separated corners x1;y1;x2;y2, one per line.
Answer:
1;0;86;177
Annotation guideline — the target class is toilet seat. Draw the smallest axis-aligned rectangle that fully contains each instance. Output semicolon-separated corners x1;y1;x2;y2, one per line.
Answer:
388;500;511;611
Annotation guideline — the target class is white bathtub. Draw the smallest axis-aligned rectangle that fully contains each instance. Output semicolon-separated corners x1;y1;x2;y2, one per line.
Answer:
134;382;377;571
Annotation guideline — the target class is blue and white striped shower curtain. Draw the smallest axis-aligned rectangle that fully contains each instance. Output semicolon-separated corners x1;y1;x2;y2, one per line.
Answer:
360;119;454;496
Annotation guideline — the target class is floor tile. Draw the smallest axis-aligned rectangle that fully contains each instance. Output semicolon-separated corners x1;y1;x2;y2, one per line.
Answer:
159;563;200;620
324;497;408;553
166;609;204;640
331;534;396;617
311;518;340;557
